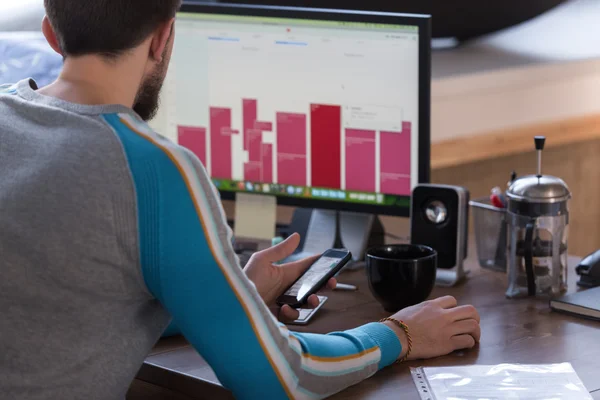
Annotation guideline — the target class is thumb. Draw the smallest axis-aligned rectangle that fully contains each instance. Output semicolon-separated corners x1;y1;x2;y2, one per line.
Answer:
261;233;301;263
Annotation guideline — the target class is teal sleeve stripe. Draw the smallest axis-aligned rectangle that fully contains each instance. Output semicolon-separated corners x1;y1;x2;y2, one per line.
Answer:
290;322;400;371
162;321;180;337
104;112;401;398
342;323;402;369
289;330;377;359
103;114;291;400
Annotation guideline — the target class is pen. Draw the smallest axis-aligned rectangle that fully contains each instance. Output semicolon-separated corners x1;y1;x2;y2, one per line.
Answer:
334;283;358;291
492;180;509;268
490;186;505;208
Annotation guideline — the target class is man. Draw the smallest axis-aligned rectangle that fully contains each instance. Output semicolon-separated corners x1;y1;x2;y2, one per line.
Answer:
0;1;481;399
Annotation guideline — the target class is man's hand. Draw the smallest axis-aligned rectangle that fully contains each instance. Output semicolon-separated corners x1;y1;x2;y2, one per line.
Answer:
383;296;481;360
243;233;336;321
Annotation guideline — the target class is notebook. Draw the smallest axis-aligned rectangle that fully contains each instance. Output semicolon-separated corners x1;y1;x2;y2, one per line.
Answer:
550;286;600;321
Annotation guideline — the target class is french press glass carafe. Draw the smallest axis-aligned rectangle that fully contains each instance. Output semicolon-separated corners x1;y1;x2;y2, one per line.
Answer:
506;136;571;298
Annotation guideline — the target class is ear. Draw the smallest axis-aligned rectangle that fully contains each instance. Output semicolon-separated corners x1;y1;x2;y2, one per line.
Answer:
42;16;63;56
149;18;175;63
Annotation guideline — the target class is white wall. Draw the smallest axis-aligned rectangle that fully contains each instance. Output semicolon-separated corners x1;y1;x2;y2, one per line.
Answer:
0;0;45;32
430;0;600;142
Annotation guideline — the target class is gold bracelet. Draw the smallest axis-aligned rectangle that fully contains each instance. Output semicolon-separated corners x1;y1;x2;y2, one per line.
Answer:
379;317;412;363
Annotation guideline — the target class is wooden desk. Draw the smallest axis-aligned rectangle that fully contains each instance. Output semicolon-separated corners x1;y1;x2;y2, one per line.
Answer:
130;256;600;399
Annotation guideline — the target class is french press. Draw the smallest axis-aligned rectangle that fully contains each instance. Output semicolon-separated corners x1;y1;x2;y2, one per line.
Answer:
506;136;571;298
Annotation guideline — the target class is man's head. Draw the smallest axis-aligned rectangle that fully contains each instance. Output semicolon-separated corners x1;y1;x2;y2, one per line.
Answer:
42;0;182;120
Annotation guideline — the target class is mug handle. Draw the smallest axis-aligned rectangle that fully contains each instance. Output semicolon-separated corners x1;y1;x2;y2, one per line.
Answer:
524;220;536;296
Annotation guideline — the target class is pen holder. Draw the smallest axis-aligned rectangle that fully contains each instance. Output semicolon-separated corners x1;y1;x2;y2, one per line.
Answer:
469;197;507;273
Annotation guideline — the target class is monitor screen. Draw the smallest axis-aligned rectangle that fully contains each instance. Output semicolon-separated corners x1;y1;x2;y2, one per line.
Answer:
155;3;430;215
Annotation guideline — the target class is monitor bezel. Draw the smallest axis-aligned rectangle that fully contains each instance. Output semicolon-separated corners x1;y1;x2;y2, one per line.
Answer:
177;1;431;217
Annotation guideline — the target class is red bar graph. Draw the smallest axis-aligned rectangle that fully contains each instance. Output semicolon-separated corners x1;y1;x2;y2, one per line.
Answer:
262;144;273;183
243;99;272;181
380;122;411;196
210;107;232;179
243;99;257;150
244;130;262;180
221;128;239;136
244;162;262;182
202;99;412;198
345;129;375;192
246;130;263;162
311;104;341;189
277;112;307;186
178;126;207;166
254;121;273;131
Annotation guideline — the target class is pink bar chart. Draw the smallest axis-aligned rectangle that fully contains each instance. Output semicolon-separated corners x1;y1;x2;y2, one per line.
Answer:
380;122;411;196
245;129;264;181
276;112;307;186
210;107;233;179
345;129;376;192
177;126;207;166
176;98;414;198
262;143;273;183
254;121;273;131
243;99;257;151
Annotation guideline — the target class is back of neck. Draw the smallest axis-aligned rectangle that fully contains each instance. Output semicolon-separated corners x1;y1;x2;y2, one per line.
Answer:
37;55;143;107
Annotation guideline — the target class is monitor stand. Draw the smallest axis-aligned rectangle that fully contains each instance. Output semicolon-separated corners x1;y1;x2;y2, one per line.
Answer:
285;209;385;267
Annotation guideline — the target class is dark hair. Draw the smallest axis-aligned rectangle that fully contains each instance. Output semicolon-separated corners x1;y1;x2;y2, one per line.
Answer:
44;0;181;58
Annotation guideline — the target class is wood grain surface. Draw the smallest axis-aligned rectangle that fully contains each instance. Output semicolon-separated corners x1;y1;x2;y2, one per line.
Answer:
430;113;600;169
131;250;600;399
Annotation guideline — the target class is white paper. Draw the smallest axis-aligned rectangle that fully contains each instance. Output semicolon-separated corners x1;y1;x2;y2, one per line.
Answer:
234;193;276;241
411;363;592;400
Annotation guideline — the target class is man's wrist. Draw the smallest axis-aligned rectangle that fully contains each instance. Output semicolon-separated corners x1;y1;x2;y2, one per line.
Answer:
382;320;409;360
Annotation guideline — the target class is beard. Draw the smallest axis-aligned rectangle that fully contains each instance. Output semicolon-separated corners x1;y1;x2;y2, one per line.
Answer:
133;52;168;121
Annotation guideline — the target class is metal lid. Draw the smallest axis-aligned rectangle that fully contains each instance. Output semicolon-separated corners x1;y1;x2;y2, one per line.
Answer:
507;174;571;204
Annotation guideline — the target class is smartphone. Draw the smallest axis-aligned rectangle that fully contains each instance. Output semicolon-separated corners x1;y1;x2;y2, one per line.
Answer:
287;295;328;325
276;248;352;308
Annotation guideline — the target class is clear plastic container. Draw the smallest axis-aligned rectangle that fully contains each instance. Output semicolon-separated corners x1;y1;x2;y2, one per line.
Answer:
469;197;507;272
411;363;592;400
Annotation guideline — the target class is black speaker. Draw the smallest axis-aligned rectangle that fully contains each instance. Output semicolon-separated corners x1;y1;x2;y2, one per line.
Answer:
410;184;470;286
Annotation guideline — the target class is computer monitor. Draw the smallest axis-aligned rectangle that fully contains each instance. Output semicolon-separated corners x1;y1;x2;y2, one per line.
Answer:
154;2;431;258
158;2;430;214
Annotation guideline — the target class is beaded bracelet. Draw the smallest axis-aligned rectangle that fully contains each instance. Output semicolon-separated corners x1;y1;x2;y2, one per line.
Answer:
379;317;412;363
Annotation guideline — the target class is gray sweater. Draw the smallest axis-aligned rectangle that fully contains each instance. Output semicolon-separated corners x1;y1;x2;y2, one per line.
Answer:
0;79;401;400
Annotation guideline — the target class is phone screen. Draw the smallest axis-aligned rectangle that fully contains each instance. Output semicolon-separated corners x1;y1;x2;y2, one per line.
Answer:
284;255;342;302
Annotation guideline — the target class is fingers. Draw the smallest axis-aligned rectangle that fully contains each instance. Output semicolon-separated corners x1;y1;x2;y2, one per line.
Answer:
450;319;481;343
307;294;320;308
326;277;337;290
432;295;458;309
279;295;320;322
256;233;302;263
451;334;476;351
448;305;480;323
279;304;300;322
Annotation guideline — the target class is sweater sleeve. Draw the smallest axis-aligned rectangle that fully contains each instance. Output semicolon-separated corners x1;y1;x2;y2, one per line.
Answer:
103;113;401;400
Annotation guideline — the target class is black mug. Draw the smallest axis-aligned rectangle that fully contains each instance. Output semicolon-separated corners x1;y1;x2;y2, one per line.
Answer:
366;244;437;313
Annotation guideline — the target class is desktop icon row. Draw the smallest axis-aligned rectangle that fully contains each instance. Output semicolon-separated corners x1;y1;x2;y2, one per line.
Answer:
235;181;307;197
225;180;384;204
312;189;346;200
